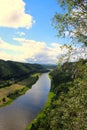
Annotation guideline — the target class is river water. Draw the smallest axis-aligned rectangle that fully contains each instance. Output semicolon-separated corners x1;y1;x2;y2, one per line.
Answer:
0;73;50;130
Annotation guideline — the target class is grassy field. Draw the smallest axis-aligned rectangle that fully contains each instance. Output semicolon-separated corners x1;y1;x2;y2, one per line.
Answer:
0;73;39;107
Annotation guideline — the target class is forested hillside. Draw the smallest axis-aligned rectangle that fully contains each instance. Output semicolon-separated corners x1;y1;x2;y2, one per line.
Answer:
27;59;87;130
0;60;47;88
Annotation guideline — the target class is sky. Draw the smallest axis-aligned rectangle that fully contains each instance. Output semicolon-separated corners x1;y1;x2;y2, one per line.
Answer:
0;0;86;64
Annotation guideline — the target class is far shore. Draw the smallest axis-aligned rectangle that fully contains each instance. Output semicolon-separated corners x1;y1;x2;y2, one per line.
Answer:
0;73;40;107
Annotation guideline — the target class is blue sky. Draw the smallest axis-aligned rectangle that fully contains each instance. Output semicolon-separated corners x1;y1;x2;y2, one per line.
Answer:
0;0;65;43
0;0;85;64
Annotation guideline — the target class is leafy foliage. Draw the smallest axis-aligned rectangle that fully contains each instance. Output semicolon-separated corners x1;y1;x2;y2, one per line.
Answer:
27;59;87;130
53;0;87;45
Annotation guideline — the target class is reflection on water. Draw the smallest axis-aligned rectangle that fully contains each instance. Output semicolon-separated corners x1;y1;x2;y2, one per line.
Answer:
0;73;50;130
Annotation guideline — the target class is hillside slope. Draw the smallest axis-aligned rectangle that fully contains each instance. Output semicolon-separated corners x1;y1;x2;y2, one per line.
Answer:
27;59;87;130
0;60;47;88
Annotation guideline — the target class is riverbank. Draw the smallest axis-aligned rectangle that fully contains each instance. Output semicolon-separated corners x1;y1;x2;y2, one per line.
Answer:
0;73;40;107
26;92;55;130
0;73;51;130
26;59;87;130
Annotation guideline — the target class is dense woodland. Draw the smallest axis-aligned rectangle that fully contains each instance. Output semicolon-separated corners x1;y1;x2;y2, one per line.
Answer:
27;59;87;130
0;59;48;88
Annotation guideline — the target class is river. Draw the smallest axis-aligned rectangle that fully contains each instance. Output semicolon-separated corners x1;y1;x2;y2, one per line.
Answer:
0;73;50;130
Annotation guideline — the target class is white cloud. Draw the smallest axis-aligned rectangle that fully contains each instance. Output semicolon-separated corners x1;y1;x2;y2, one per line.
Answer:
1;38;86;64
0;38;64;64
0;0;33;28
17;32;25;36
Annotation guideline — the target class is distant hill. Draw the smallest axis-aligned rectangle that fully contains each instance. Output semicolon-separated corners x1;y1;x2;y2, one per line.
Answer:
0;60;48;88
42;64;56;70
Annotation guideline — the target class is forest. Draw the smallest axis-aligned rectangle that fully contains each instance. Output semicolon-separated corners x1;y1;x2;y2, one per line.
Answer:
0;59;48;88
26;59;87;130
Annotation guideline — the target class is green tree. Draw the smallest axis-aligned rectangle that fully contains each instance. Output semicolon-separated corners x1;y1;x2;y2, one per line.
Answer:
53;0;87;46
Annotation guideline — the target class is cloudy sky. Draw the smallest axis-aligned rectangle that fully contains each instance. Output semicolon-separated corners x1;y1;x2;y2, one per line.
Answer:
0;0;86;64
